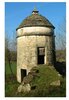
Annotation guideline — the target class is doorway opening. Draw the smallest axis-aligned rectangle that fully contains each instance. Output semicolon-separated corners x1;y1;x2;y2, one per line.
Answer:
21;69;26;82
37;47;45;64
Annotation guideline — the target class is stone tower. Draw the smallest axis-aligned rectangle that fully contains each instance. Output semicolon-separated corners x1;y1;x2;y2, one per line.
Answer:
16;9;56;83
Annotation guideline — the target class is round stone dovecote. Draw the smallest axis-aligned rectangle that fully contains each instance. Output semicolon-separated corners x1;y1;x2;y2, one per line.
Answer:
16;9;56;83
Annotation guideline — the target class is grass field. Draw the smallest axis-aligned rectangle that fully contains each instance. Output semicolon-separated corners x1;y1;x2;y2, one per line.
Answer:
5;62;66;97
5;61;16;75
5;50;66;97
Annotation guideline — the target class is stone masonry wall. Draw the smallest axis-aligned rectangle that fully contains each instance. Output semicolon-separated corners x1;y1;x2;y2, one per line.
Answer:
17;27;55;82
46;35;56;65
17;35;46;82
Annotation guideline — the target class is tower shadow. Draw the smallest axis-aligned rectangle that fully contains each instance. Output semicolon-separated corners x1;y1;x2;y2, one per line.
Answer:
54;61;66;77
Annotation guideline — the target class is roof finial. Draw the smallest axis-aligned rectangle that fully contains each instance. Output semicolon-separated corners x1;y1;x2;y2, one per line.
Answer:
34;7;37;11
32;7;39;14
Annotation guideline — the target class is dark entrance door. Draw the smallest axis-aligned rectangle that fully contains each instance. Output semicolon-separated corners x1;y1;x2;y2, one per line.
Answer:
37;47;45;64
38;55;44;64
21;69;26;82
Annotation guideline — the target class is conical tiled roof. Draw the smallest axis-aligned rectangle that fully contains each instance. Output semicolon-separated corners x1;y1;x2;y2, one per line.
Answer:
16;9;55;30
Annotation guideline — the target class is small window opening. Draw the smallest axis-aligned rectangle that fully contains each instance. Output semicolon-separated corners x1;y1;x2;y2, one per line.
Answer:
37;47;45;64
21;69;26;82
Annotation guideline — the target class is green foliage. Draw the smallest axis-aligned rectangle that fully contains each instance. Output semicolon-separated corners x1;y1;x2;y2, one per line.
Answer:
56;50;66;62
5;63;66;97
60;77;66;96
5;61;16;75
5;49;66;97
30;65;60;87
5;75;19;97
5;51;17;62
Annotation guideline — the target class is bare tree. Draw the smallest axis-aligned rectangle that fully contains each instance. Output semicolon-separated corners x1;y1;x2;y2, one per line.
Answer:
56;17;66;50
5;34;14;76
9;31;17;51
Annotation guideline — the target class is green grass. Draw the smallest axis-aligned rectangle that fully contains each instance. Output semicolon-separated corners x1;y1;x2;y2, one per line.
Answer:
5;61;18;97
5;50;66;97
5;75;19;97
30;65;60;87
5;63;66;97
5;61;16;75
56;50;66;62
